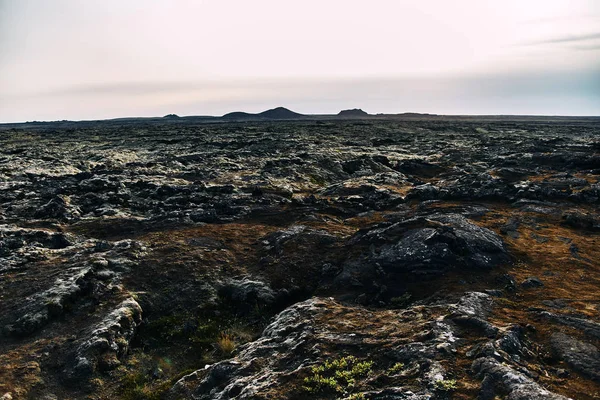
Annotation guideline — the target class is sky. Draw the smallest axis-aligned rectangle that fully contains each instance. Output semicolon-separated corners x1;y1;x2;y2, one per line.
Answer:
0;0;599;122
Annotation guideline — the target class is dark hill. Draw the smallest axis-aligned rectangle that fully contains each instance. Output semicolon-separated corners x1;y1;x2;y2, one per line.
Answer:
222;107;304;120
258;107;304;119
338;108;370;117
222;111;254;120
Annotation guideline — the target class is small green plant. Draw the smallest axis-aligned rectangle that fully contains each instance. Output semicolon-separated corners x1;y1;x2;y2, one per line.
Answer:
303;356;374;395
303;374;341;393
387;362;405;375
434;379;458;392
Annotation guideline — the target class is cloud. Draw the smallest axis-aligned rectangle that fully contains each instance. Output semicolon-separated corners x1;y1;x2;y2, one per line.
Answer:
40;82;202;96
528;32;600;45
572;43;600;50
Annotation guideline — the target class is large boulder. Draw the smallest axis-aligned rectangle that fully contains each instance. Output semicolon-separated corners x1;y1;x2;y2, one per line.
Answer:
550;332;600;381
337;214;509;292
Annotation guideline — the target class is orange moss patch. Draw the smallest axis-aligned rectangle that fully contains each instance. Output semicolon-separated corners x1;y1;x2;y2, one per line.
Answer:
473;204;600;400
138;222;280;278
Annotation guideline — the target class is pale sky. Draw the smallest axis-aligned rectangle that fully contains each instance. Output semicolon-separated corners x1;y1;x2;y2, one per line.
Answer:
0;0;599;122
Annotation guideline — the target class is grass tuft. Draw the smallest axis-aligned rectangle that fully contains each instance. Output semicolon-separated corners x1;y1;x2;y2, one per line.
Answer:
216;332;236;356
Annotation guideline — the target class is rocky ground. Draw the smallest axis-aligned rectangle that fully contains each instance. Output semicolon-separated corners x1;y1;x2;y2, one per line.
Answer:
0;117;599;399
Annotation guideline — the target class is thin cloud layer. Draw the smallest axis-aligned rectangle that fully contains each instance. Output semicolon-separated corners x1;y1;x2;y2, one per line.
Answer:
528;32;600;45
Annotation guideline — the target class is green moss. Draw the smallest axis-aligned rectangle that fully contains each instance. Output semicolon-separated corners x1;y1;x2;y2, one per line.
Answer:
434;379;458;392
303;374;341;394
387;362;405;375
303;356;374;396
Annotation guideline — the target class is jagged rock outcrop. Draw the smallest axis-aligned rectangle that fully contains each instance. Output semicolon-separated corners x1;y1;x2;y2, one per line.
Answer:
1;238;145;336
473;357;569;400
168;293;569;400
65;298;143;380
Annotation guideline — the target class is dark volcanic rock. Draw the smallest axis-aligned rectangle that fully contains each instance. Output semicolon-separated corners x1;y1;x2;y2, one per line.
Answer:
562;211;600;231
550;332;600;381
217;278;283;314
1;238;145;337
521;276;544;289
34;195;81;221
539;311;600;339
339;214;508;290
473;357;568;400
65;298;143;381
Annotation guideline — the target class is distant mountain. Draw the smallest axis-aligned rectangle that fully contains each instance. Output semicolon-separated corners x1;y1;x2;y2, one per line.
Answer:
222;111;254;120
338;108;370;117
259;107;304;119
397;112;437;117
163;114;180;119
222;107;305;120
377;112;438;118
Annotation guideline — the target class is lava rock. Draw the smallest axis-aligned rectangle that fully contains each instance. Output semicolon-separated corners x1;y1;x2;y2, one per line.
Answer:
550;332;600;381
521;277;544;289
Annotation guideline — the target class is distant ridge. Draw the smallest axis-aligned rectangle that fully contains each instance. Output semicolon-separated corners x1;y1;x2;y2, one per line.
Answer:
394;112;437;117
4;109;599;126
222;107;305;120
338;108;370;117
221;111;254;119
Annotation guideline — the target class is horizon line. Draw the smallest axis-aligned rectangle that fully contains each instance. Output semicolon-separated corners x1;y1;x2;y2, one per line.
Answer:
2;107;600;125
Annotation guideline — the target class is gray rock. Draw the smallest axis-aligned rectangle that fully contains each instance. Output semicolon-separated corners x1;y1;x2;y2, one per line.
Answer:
539;311;600;339
472;357;570;400
34;195;81;221
550;332;600;381
218;278;277;310
341;214;508;287
2;238;145;337
66;298;142;379
521;276;543;289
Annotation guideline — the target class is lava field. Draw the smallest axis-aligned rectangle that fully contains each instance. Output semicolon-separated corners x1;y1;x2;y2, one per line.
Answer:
1;117;599;399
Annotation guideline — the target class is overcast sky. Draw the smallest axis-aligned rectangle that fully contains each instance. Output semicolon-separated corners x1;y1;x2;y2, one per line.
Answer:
1;0;599;122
